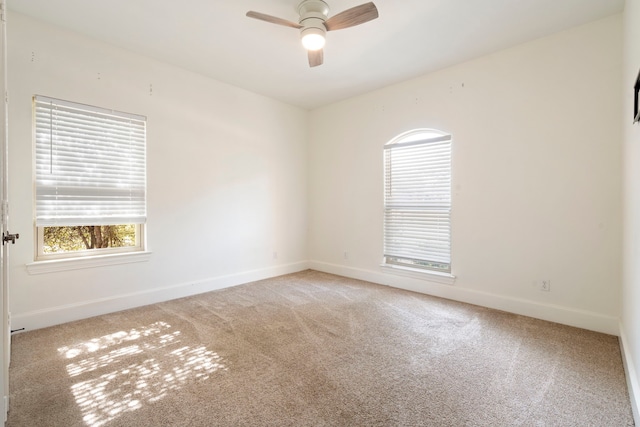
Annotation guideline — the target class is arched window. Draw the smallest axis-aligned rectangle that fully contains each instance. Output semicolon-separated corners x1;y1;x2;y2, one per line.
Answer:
383;129;452;273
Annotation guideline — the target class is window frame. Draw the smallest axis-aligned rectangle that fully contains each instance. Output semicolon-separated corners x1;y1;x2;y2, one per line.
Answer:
32;95;147;262
35;224;145;262
382;128;453;278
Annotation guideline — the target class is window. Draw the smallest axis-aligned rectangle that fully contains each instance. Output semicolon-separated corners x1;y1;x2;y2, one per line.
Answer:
34;95;147;260
383;129;451;273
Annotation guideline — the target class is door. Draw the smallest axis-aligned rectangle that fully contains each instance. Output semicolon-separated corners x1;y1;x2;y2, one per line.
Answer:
0;0;8;423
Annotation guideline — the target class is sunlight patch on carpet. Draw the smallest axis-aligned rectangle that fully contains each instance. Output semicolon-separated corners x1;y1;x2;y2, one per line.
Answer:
57;321;227;427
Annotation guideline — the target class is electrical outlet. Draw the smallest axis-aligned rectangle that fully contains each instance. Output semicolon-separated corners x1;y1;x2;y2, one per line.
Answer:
343;251;348;260
541;280;551;292
273;251;278;260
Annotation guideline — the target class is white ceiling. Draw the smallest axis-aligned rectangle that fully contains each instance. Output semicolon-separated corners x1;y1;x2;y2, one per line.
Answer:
7;0;624;110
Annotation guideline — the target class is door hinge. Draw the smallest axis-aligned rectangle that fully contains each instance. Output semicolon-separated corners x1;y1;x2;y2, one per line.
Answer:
1;201;7;224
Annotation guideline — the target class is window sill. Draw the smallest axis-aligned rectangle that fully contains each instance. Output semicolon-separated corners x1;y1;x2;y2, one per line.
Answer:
380;263;456;285
26;251;152;275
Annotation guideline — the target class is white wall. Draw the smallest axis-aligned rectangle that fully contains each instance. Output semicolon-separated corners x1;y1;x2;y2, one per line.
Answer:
5;11;625;340
7;13;309;330
621;0;640;420
308;15;623;335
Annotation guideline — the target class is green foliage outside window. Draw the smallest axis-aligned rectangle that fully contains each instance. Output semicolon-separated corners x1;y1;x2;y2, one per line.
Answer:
43;225;136;253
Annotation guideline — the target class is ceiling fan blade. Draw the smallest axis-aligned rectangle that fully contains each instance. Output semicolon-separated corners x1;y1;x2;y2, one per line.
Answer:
246;11;303;29
324;2;379;31
308;49;324;67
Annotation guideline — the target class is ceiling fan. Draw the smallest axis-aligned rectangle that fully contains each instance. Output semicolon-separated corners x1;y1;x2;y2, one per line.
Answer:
246;0;379;67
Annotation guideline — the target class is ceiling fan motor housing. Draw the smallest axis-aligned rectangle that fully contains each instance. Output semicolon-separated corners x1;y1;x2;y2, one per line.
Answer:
297;0;330;20
298;0;329;31
298;0;329;49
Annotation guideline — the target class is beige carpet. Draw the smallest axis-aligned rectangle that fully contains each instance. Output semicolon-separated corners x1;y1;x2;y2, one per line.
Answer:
7;270;635;426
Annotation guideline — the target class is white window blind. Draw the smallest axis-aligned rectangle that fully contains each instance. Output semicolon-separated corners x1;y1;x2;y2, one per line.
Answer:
384;131;451;272
34;95;147;227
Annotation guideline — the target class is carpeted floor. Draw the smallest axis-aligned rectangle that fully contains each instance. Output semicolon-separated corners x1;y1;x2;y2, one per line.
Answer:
7;270;635;426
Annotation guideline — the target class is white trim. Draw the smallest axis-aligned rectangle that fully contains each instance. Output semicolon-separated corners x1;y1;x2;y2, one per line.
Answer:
619;323;640;424
34;95;146;123
12;261;310;331
26;251;152;274
309;261;619;335
13;259;621;338
380;263;456;285
2;395;7;424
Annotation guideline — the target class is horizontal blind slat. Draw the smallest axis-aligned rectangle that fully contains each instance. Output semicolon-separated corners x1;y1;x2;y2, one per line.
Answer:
384;132;451;271
35;96;147;226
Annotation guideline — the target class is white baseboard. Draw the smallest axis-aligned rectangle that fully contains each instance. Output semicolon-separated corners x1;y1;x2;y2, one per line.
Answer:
12;260;619;336
619;324;640;424
12;261;310;332
309;261;620;335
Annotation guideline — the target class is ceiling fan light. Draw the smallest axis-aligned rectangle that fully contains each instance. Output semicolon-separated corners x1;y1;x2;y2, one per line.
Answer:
301;28;326;51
